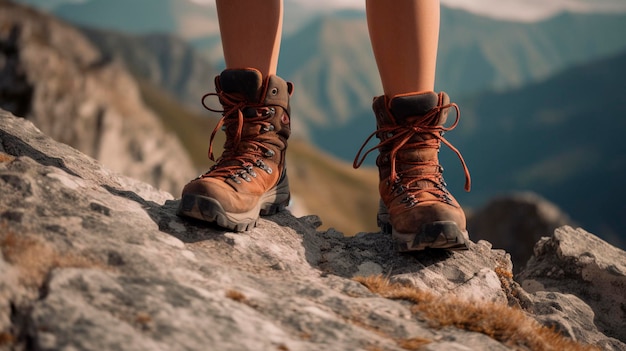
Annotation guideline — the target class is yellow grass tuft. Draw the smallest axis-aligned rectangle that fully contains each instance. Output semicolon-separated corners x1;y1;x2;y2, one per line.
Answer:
355;275;599;351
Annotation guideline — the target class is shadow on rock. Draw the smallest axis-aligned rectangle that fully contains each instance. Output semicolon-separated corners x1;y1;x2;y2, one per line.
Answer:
103;185;232;244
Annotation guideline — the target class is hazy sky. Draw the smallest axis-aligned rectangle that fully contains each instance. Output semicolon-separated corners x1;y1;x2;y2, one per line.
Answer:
29;0;626;22
286;0;626;21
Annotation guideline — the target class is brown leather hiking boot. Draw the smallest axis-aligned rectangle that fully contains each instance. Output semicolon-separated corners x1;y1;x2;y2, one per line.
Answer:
177;68;293;231
354;91;471;251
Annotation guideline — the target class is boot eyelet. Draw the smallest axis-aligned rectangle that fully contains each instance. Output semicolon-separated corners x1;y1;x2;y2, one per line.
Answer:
401;196;418;208
255;160;272;174
244;165;257;178
261;124;276;133
395;185;406;195
239;172;251;182
264;150;275;158
229;174;241;184
271;87;278;95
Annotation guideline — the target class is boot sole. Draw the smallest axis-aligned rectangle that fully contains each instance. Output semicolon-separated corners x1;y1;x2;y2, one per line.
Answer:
379;217;469;252
377;198;469;252
392;222;469;252
177;177;290;232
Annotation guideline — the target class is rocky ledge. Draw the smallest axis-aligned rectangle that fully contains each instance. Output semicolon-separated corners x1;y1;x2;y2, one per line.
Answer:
1;110;625;351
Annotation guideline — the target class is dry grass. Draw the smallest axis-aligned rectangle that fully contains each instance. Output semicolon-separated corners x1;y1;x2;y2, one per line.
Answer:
494;266;518;302
355;275;600;351
0;152;15;163
134;312;152;325
0;331;15;346
0;230;105;288
225;289;247;303
396;337;432;350
224;288;263;312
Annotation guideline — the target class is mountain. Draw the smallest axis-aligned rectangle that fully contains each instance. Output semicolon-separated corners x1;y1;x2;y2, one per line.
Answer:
278;11;381;139
437;10;626;93
17;0;626;140
449;50;626;247
277;8;626;156
35;0;626;100
80;27;220;112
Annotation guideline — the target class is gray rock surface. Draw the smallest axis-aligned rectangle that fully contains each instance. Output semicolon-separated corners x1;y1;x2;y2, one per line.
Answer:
518;226;626;343
2;108;622;350
0;0;196;196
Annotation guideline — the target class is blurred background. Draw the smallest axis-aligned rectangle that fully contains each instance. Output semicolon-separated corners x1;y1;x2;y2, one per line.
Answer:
3;0;626;250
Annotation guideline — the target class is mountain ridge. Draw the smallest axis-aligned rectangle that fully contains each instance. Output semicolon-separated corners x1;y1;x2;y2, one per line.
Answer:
450;49;626;247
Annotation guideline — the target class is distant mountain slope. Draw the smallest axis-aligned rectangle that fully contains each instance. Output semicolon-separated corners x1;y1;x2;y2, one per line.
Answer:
19;0;626;146
80;27;219;112
277;8;626;159
438;10;626;93
449;50;626;247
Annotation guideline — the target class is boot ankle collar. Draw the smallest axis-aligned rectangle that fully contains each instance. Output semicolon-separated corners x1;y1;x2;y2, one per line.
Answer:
387;91;440;121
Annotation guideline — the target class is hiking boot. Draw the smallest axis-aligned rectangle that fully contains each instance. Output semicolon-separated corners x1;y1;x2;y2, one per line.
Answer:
354;91;471;251
177;68;293;231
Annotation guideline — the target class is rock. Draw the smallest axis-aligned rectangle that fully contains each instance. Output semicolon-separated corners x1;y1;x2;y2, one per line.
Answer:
526;291;625;351
1;109;617;351
518;226;626;343
0;1;196;196
467;192;574;273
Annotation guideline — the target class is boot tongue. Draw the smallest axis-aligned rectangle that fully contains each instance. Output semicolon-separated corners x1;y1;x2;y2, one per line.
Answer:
389;92;439;123
219;69;263;102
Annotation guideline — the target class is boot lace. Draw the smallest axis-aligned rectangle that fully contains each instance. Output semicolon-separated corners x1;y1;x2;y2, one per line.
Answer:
198;91;280;183
353;102;471;203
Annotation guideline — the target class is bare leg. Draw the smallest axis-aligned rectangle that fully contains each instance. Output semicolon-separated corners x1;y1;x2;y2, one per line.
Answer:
366;0;440;96
216;0;283;76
